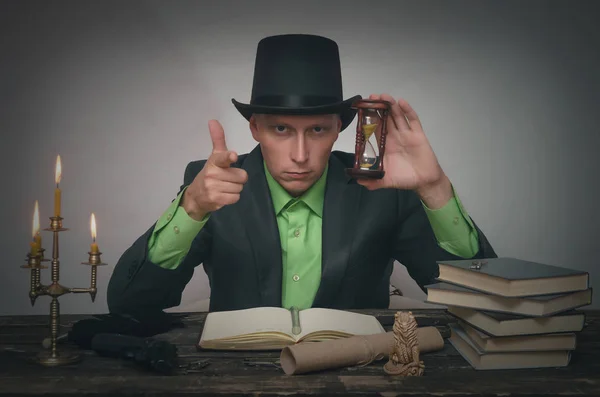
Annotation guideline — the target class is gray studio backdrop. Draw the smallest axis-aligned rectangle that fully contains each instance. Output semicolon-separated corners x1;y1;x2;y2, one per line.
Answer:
1;0;598;315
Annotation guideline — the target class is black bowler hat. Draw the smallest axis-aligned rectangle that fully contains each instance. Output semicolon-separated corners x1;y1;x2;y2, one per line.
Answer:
232;34;361;131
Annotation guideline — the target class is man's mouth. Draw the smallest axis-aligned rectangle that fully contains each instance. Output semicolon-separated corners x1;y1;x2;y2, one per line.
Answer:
285;171;311;179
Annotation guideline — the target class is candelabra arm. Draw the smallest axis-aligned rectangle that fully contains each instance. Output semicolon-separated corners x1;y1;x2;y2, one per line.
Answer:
82;251;106;303
46;283;70;297
22;251;49;305
68;287;94;294
35;284;50;296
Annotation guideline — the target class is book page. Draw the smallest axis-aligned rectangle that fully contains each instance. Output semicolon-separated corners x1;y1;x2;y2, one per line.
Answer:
297;308;385;340
199;306;293;342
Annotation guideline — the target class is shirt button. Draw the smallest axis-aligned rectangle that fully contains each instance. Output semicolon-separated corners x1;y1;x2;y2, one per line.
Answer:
294;229;300;237
173;226;180;234
292;274;300;282
167;213;172;221
453;216;459;225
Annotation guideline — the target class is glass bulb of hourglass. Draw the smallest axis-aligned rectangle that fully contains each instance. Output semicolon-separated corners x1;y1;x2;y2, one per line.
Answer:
360;123;378;169
360;140;377;169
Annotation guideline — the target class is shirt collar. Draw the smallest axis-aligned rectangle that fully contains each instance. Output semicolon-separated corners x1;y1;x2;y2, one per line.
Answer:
263;161;328;218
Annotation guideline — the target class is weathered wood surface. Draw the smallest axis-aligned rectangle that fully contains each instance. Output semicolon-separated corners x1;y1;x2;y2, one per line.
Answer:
0;309;598;396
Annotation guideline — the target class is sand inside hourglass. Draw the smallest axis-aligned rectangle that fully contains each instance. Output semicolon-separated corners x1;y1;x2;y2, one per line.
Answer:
360;123;378;169
362;123;378;140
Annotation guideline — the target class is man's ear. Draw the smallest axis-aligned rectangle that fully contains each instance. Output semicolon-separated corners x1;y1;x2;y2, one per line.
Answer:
249;114;259;142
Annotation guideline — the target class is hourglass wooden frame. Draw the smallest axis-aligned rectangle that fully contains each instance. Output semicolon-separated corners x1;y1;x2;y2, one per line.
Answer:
345;99;392;179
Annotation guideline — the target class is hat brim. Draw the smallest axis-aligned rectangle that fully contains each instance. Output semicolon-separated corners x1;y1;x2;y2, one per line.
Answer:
232;94;362;131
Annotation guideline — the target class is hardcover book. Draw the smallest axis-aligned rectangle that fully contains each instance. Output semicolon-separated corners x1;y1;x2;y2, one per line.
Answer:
436;257;589;297
425;282;592;316
447;306;586;336
457;320;577;353
448;323;572;370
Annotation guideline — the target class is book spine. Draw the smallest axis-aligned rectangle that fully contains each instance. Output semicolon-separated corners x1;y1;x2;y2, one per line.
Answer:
290;306;301;335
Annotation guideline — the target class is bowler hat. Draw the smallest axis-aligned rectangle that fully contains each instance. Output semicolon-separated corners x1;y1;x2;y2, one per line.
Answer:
232;34;361;131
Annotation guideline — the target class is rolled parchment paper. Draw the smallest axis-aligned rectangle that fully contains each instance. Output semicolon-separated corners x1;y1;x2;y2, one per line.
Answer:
280;327;444;375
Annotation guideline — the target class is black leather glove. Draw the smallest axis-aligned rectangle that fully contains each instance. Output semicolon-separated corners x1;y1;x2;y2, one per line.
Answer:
63;311;184;375
68;311;184;349
91;333;179;375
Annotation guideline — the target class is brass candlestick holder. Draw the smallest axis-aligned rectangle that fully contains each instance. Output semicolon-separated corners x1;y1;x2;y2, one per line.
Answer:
21;215;107;366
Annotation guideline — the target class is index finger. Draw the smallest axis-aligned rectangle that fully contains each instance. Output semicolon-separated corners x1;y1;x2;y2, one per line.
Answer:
396;98;422;129
379;93;409;131
209;119;228;152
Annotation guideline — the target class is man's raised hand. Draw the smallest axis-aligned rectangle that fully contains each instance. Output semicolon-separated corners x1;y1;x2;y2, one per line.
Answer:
181;120;249;221
356;94;452;209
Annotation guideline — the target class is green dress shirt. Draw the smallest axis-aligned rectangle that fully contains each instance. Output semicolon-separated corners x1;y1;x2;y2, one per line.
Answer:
148;162;479;309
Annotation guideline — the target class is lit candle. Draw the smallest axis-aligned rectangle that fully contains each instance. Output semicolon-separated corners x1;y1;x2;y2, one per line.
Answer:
30;201;41;256
54;155;62;217
90;213;99;253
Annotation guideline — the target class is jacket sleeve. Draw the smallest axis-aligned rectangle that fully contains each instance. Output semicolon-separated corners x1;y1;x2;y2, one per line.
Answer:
391;189;497;292
106;160;211;315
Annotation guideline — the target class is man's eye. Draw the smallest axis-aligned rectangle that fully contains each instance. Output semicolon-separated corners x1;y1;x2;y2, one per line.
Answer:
275;125;287;132
313;126;326;133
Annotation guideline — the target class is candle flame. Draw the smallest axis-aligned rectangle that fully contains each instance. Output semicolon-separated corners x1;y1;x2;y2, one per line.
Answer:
32;200;40;239
91;213;97;242
55;155;62;185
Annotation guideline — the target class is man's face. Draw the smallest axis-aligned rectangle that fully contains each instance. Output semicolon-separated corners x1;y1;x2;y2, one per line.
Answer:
249;113;342;197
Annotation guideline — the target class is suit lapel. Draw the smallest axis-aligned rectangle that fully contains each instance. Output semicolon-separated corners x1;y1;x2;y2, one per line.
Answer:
312;154;362;307
238;146;283;307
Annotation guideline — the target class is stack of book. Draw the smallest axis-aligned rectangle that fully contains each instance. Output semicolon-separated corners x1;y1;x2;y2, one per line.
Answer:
425;257;593;370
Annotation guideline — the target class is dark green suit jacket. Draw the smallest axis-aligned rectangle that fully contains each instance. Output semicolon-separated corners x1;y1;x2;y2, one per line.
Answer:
107;146;497;314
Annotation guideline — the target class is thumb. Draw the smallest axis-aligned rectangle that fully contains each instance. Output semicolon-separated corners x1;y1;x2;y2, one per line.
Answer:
209;119;228;153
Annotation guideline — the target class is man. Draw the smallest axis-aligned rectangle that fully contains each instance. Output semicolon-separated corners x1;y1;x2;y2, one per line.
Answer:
107;34;496;315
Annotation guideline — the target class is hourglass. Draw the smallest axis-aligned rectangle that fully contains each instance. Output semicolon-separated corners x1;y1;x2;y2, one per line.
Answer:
346;99;391;179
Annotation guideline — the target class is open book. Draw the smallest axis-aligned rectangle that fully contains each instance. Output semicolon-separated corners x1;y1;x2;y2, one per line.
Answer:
197;306;386;350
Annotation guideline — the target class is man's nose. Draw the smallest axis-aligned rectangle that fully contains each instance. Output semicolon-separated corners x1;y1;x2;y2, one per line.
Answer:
291;134;308;163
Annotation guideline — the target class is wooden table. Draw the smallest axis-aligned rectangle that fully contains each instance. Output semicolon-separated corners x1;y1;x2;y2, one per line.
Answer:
0;309;598;396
